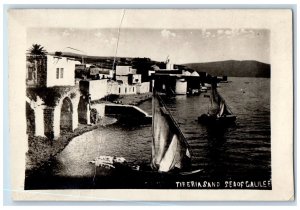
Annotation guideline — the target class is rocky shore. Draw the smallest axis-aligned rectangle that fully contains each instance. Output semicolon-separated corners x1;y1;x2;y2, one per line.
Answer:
26;117;117;173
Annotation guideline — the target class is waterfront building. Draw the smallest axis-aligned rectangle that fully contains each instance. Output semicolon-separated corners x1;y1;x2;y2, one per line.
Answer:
26;52;89;138
107;80;137;95
191;71;200;77
115;65;142;85
116;65;137;75
26;53;80;87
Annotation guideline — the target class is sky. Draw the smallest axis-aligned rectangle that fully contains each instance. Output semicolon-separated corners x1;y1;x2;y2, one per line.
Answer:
27;27;270;64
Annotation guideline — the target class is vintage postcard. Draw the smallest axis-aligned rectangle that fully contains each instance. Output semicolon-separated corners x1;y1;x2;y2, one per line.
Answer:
8;9;293;201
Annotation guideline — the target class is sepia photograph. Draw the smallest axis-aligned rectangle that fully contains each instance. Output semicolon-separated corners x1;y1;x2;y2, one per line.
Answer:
8;9;293;201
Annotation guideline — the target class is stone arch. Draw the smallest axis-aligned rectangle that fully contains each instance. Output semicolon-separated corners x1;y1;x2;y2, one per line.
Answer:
60;97;73;133
52;91;80;138
78;95;88;124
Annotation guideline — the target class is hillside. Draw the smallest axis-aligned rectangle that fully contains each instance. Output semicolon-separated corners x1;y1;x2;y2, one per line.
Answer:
51;52;163;69
52;52;270;78
183;60;270;78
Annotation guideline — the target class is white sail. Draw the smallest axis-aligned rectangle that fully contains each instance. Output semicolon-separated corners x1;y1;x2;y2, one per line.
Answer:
209;84;232;117
218;101;225;117
158;135;179;172
209;87;221;116
151;94;191;172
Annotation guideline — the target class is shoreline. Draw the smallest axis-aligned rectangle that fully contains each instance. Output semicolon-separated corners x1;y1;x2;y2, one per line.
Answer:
118;93;152;106
26;93;153;174
26;121;110;173
91;92;152;106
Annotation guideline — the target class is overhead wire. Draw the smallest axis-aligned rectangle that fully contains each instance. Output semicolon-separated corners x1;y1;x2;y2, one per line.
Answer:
112;9;126;71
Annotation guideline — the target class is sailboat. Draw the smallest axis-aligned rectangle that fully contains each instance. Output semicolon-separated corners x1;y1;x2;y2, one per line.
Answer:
90;91;201;176
89;13;200;178
198;81;236;125
151;92;192;173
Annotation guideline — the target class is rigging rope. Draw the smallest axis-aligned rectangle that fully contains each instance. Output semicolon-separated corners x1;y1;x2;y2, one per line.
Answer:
92;10;126;183
112;9;126;71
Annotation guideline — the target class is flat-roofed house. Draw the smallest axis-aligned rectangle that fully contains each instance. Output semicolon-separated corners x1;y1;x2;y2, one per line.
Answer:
26;52;80;87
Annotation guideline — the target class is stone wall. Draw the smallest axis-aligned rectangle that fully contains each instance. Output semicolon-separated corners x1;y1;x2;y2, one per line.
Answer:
26;87;82;139
44;107;54;138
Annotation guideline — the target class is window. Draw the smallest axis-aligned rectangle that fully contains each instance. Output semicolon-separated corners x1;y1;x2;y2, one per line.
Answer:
133;87;135;92
56;68;59;79
28;68;33;80
60;68;64;78
119;87;121;93
125;88;127;93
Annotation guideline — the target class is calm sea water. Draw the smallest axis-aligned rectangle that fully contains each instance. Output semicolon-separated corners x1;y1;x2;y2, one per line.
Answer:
161;77;271;181
26;77;270;189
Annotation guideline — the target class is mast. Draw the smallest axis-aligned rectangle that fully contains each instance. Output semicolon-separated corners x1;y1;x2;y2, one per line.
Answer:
208;81;221;117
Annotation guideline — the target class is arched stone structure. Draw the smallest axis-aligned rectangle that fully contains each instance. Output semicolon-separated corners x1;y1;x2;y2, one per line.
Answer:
26;88;85;139
60;97;73;132
77;95;91;125
52;90;80;138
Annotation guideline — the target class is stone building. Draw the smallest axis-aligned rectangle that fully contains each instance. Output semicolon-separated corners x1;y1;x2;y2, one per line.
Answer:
26;52;89;139
26;53;80;87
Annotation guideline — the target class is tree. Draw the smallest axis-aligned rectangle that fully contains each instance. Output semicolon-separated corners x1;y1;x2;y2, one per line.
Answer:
27;44;47;56
27;44;47;83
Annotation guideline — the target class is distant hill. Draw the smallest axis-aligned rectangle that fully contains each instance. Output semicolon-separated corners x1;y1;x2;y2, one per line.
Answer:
51;52;270;78
51;51;165;71
183;60;270;78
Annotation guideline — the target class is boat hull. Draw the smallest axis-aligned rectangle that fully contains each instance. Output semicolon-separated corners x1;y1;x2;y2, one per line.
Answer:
94;164;203;180
198;114;236;125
